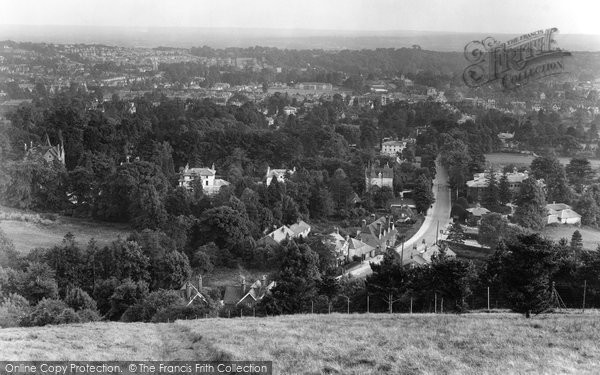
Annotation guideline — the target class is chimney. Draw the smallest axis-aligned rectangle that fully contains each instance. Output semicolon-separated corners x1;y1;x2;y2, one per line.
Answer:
377;223;382;239
198;274;203;290
361;219;367;230
126;155;130;163
242;277;247;293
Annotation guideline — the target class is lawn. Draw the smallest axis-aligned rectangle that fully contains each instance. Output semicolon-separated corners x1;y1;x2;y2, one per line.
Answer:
1;312;599;374
541;225;600;250
485;153;600;170
0;217;131;254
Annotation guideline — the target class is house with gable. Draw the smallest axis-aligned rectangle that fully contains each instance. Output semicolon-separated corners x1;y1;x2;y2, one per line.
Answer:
223;275;275;308
546;203;581;225
365;162;394;191
257;220;312;246
179;275;211;306
327;228;376;264
24;135;65;165
265;166;296;186
356;216;397;253
178;163;230;196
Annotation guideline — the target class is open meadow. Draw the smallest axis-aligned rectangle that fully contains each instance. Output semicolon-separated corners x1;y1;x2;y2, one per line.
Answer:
485;153;600;170
1;312;599;374
541;225;600;250
0;217;131;254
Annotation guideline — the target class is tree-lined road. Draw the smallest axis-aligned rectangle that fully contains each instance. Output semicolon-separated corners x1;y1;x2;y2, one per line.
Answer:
349;158;452;278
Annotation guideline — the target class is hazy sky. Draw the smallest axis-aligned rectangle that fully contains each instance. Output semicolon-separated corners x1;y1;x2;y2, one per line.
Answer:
1;0;599;35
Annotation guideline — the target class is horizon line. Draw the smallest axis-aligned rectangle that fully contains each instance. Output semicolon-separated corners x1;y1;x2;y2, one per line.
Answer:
2;24;599;37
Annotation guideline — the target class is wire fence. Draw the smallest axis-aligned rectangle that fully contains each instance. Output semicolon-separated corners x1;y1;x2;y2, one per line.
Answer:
208;281;600;319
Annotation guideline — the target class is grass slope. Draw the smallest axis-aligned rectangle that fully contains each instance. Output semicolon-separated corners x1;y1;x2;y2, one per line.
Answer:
541;225;600;250
1;313;599;374
0;218;130;254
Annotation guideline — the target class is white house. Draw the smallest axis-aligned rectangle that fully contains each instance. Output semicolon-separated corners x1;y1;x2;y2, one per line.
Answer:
381;140;407;156
265;166;296;186
546;203;581;225
178;164;230;196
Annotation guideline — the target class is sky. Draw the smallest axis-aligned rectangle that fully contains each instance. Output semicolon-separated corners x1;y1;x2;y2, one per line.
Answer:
1;0;599;35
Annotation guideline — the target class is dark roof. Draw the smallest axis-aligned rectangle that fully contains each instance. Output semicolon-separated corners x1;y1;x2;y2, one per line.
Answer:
223;286;244;305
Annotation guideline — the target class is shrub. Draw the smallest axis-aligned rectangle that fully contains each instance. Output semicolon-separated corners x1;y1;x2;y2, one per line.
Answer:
151;304;216;323
0;293;31;327
21;298;70;327
77;308;101;323
57;308;81;324
122;289;184;322
108;279;149;320
65;287;97;311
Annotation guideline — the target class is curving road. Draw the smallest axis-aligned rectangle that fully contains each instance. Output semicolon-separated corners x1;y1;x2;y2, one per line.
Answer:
348;157;452;278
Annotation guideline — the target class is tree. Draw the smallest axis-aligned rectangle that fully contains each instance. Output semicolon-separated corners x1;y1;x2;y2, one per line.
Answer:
478;213;508;249
108;278;149;320
413;174;434;214
574;188;600;227
261;240;321;315
18;262;59;304
514;178;547;230
497;234;558;317
367;248;406;313
430;253;477;312
570;230;583;251
196;206;251;250
65;287;97;312
330;168;354;211
566;158;593;193
498;171;512;205
446;222;465;244
482;167;501;212
152;251;192;290
530;155;572;204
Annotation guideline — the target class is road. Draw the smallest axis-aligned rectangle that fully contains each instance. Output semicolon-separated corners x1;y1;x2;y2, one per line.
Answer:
348;157;452;278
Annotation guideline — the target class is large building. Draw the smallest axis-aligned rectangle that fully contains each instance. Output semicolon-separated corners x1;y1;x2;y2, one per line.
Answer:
295;82;332;91
365;163;394;190
178;164;230;196
466;170;530;201
381;140;407;156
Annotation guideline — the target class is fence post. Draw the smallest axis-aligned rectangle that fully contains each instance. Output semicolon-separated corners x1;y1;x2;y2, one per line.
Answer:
441;298;444;313
228;310;230;319
434;293;437;313
311;300;314;314
410;297;413;314
487;287;490;312
253;308;256;317
241;309;243;318
347;297;350;314
367;295;369;313
583;280;587;313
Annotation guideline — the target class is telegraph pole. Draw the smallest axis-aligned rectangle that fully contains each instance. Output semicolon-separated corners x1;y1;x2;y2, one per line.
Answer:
583;280;587;313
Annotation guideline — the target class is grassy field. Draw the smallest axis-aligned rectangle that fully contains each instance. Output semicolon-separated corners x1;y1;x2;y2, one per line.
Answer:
0;217;131;254
1;312;599;374
485;153;600;170
541;225;600;250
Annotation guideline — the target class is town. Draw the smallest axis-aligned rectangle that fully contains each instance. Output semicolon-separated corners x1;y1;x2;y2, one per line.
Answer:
0;15;600;374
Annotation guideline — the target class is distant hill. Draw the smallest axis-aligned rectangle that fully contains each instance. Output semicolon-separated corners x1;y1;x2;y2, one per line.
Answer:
1;312;599;374
1;25;599;51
